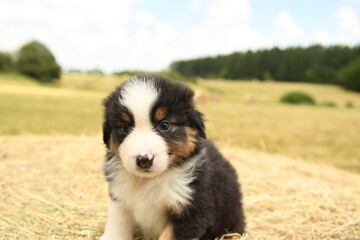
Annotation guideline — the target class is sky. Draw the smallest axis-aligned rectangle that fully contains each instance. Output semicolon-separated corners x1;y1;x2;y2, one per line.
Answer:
0;0;359;72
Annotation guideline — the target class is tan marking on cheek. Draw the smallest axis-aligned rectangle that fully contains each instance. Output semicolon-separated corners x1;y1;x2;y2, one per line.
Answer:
183;127;197;154
120;112;131;124
170;127;197;163
109;135;119;155
159;223;173;240
155;107;167;122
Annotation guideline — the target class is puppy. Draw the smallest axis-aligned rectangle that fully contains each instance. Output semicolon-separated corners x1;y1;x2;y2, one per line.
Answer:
101;75;245;240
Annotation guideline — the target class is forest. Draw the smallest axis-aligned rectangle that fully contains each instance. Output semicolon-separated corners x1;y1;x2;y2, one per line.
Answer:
170;45;360;91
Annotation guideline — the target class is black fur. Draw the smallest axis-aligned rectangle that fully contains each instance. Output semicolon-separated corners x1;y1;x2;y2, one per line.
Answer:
171;140;245;239
102;87;135;148
102;75;245;240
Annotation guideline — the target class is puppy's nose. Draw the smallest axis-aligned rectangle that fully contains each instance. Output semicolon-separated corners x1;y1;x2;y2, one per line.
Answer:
136;154;154;169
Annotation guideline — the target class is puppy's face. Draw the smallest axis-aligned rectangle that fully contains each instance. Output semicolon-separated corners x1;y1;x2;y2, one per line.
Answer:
103;75;205;177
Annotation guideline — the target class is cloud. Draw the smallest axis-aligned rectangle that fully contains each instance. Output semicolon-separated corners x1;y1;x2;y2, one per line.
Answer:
314;30;331;45
207;0;251;25
187;23;268;57
312;6;360;46
334;6;360;37
132;24;183;70
188;0;268;54
274;11;304;41
128;0;269;70
0;0;133;72
135;10;155;26
0;0;268;72
191;0;202;10
187;0;269;55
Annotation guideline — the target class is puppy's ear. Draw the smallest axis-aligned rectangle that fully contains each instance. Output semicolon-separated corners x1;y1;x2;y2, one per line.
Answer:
102;93;116;148
191;109;206;139
103;120;111;147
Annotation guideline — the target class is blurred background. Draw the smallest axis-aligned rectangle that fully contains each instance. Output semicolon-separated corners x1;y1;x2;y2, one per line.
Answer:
1;0;359;170
0;0;360;239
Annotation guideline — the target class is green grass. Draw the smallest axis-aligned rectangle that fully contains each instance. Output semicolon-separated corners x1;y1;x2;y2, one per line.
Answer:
0;73;359;172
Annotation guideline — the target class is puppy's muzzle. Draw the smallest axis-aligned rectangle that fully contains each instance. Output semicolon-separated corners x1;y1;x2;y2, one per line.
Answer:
136;154;154;170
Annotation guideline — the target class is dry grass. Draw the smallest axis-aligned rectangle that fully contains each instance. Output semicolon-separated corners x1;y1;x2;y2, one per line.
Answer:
0;136;359;239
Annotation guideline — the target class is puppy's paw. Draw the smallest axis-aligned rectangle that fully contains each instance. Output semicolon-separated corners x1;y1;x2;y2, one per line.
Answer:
99;234;129;240
99;234;114;240
159;223;173;240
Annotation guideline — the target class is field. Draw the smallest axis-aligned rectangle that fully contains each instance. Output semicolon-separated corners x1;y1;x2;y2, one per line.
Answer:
1;73;359;171
0;73;360;239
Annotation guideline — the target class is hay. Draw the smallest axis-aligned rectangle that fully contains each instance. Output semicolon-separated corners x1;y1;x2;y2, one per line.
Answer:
0;136;359;239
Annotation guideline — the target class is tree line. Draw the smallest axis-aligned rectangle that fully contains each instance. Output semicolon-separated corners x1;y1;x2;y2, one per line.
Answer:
2;42;359;92
170;45;360;92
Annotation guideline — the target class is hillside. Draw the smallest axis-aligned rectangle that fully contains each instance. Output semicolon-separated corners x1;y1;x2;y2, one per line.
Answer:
1;73;360;172
195;79;360;172
0;136;359;239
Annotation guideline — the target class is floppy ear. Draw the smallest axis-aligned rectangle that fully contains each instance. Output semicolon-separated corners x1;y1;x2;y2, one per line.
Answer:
103;120;111;147
191;109;206;139
102;93;116;148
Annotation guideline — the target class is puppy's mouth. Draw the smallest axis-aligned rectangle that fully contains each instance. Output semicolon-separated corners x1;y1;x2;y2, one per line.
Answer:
131;167;164;178
136;168;151;173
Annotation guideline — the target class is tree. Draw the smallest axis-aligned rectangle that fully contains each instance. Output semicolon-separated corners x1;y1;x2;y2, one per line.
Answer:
339;57;360;92
16;40;61;83
0;52;13;71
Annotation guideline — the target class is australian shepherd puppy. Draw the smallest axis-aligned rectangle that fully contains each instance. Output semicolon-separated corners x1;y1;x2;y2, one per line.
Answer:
101;75;245;240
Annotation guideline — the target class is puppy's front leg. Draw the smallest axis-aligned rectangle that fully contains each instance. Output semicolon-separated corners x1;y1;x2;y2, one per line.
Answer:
159;223;199;240
101;200;135;240
159;223;173;240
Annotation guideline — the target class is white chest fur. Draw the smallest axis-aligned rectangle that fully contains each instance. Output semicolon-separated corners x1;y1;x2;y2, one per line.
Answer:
109;157;199;240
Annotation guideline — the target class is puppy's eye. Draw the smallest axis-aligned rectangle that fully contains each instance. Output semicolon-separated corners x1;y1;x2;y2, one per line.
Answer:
119;124;130;135
157;120;171;132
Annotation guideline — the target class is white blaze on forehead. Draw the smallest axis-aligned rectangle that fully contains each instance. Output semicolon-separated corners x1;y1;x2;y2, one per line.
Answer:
119;78;158;126
118;78;169;177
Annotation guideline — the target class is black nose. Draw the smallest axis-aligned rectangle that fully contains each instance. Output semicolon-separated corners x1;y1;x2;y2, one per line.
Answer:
136;155;154;169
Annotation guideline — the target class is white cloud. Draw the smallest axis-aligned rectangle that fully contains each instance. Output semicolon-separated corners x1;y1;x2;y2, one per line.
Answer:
191;0;202;10
155;24;181;45
118;0;269;71
207;0;251;25
334;6;360;37
0;0;269;72
183;0;268;57
136;29;152;43
135;10;155;26
274;11;304;41
132;23;183;70
187;24;268;58
0;0;133;72
335;35;354;45
314;30;331;45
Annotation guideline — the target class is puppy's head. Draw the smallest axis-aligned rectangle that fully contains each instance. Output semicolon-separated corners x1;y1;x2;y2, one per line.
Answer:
103;75;205;177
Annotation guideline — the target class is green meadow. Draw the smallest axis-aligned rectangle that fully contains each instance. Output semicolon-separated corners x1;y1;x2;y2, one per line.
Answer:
1;73;359;172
